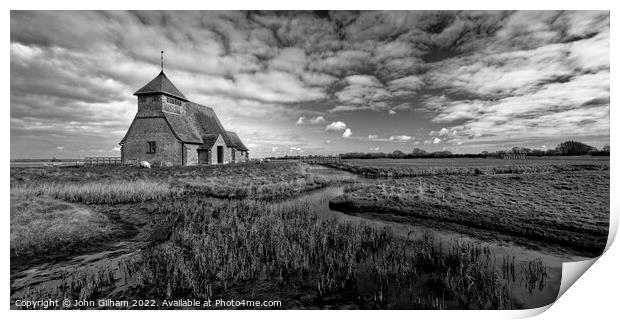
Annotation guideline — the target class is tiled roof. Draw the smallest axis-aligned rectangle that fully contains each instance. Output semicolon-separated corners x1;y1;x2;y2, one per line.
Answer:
226;131;249;151
199;134;219;149
133;71;187;101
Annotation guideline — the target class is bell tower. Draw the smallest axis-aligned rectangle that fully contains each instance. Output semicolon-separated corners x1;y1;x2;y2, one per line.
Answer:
133;51;188;117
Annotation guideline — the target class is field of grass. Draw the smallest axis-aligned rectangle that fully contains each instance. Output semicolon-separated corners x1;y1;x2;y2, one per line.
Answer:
328;156;609;178
10;162;356;203
330;170;609;256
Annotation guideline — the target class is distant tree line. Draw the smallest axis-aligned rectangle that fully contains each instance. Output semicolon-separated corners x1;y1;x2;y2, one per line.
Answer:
336;140;610;159
265;140;609;160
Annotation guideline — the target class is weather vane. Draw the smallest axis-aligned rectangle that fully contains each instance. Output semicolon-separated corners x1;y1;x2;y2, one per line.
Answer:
161;50;164;72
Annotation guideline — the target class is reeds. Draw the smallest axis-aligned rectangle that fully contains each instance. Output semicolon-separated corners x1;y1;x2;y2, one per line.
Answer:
14;264;117;309
114;199;533;309
520;258;548;293
13;195;550;309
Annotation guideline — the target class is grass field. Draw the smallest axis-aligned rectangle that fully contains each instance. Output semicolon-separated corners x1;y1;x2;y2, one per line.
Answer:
10;162;356;202
330;170;609;256
9;157;610;309
329;156;609;178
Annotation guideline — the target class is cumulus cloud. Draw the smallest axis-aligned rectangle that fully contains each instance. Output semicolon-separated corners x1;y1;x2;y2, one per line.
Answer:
388;110;396;115
309;116;326;124
430;128;450;137
325;121;347;131
387;75;424;97
368;134;379;140
433;137;442;144
295;117;305;125
342;128;352;138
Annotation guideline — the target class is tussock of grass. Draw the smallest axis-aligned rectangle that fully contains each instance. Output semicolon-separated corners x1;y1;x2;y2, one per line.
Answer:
10;196;113;262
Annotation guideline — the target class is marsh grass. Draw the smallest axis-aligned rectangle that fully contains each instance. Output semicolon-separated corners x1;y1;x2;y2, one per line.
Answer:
11;181;177;204
332;171;609;255
13;196;549;309
122;199;387;301
327;159;609;178
10;162;357;204
10;196;113;262
14;265;117;309
10;161;557;309
182;171;357;200
117;199;541;309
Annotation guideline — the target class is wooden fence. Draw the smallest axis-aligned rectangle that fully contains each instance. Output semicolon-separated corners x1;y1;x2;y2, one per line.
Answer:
84;157;122;166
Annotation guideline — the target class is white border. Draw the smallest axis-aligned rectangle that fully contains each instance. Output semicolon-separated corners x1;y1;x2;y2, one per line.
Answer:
3;2;617;320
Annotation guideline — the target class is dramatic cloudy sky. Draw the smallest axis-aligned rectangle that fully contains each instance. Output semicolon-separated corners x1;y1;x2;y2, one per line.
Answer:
10;10;609;159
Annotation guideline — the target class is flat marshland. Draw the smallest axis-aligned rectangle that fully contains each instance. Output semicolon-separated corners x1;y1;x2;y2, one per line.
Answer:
329;156;610;177
10;158;609;309
330;170;609;255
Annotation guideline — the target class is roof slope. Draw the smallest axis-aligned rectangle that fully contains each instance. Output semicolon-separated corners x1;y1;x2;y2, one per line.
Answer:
226;131;248;151
133;71;187;101
183;102;234;146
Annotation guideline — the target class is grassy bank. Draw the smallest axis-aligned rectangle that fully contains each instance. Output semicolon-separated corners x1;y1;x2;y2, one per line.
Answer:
10;162;356;203
10;196;113;263
330;171;609;256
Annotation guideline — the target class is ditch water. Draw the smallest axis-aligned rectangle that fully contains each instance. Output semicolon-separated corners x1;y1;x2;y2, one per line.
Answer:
292;166;591;309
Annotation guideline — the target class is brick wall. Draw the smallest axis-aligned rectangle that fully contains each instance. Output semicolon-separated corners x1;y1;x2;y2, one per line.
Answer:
121;117;182;165
138;94;186;117
208;135;228;164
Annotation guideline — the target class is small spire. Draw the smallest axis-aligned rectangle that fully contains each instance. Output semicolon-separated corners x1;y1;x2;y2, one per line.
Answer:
160;51;164;72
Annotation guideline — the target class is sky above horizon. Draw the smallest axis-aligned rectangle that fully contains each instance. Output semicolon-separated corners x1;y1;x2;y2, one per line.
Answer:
10;10;610;159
